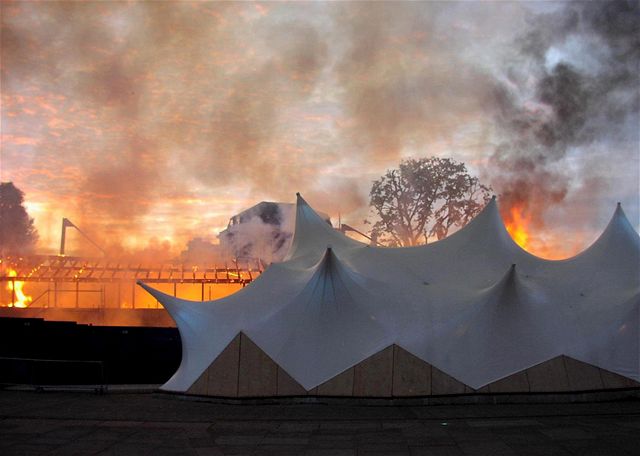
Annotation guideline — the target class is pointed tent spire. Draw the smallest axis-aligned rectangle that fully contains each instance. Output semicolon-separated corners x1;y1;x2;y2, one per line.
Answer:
285;193;363;263
485;263;526;306
301;247;352;311
419;194;524;260
245;247;392;389
603;202;639;244
574;201;640;267
422;263;557;389
368;195;532;291
446;195;510;243
488;263;517;290
309;247;343;309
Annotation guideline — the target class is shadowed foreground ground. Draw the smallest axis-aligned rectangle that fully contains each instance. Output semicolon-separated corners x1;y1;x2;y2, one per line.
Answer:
1;390;639;455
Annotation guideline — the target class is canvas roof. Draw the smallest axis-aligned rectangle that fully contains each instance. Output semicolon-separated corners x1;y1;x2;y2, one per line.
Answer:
139;194;639;392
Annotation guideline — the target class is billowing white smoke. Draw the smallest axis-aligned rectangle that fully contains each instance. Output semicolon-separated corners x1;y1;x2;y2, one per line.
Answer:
218;203;296;265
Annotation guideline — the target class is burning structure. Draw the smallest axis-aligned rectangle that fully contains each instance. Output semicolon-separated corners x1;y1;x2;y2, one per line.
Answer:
140;193;639;397
0;212;264;326
0;255;261;327
0;202;326;326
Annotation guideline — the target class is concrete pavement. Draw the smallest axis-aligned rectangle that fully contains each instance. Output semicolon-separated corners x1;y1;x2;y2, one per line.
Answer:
1;390;639;455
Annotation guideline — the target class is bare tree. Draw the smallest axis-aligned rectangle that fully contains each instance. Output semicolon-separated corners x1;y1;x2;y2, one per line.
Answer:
369;158;491;247
0;182;38;255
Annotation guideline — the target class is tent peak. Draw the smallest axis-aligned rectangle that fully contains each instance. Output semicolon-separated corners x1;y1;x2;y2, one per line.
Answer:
481;262;525;305
295;192;312;209
614;201;623;214
491;263;518;289
452;192;508;239
318;245;336;266
285;193;363;262
610;201;634;227
571;199;639;262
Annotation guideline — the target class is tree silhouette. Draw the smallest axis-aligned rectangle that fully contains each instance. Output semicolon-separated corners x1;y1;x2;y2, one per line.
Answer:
0;182;38;254
369;157;491;247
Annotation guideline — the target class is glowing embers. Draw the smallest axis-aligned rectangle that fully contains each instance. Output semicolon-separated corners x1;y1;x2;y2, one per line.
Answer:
4;269;32;308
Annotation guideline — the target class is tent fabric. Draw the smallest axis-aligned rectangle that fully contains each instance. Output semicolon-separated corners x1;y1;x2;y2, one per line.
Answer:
246;247;395;389
140;194;640;393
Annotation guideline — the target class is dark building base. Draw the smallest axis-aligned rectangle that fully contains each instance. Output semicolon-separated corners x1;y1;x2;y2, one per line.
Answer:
0;317;180;385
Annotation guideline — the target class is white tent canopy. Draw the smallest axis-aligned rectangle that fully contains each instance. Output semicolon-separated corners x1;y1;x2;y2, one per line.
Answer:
139;194;639;393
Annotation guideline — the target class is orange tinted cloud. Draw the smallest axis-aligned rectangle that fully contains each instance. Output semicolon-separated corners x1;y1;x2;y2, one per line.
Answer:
2;134;39;146
0;1;637;259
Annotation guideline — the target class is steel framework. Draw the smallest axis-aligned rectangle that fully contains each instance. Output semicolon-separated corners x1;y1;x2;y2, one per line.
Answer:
0;255;262;309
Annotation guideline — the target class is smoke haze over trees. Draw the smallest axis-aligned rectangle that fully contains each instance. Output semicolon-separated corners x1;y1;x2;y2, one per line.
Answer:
369;158;491;247
0;182;38;254
1;1;637;258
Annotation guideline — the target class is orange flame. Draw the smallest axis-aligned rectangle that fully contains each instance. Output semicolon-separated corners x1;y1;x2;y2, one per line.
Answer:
503;205;577;260
504;205;530;250
5;269;32;308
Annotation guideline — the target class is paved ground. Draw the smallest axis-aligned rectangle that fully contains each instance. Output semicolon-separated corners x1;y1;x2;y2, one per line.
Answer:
1;390;640;455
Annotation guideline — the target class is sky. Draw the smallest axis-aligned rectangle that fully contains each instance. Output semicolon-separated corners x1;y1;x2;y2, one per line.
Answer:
1;1;638;260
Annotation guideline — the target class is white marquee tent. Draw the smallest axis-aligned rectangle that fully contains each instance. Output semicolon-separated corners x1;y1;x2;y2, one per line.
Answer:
139;194;639;396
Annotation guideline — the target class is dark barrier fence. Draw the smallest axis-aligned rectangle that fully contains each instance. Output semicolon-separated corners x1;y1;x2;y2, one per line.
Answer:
0;317;181;385
0;357;106;391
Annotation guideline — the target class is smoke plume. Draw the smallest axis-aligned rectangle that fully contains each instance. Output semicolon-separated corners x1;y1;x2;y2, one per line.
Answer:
1;1;638;260
332;2;497;162
1;2;330;254
486;1;639;233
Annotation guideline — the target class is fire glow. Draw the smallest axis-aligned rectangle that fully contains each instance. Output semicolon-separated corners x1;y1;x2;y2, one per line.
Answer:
5;269;32;308
502;205;577;260
504;205;530;250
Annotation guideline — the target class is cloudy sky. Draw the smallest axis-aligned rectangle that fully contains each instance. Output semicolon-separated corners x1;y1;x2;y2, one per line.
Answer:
1;1;638;259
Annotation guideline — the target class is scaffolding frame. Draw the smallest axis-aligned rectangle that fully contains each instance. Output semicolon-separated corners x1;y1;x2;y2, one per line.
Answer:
0;255;262;309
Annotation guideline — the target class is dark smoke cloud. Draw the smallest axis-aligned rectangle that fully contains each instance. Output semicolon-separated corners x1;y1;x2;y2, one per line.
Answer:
487;0;639;229
1;1;638;259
